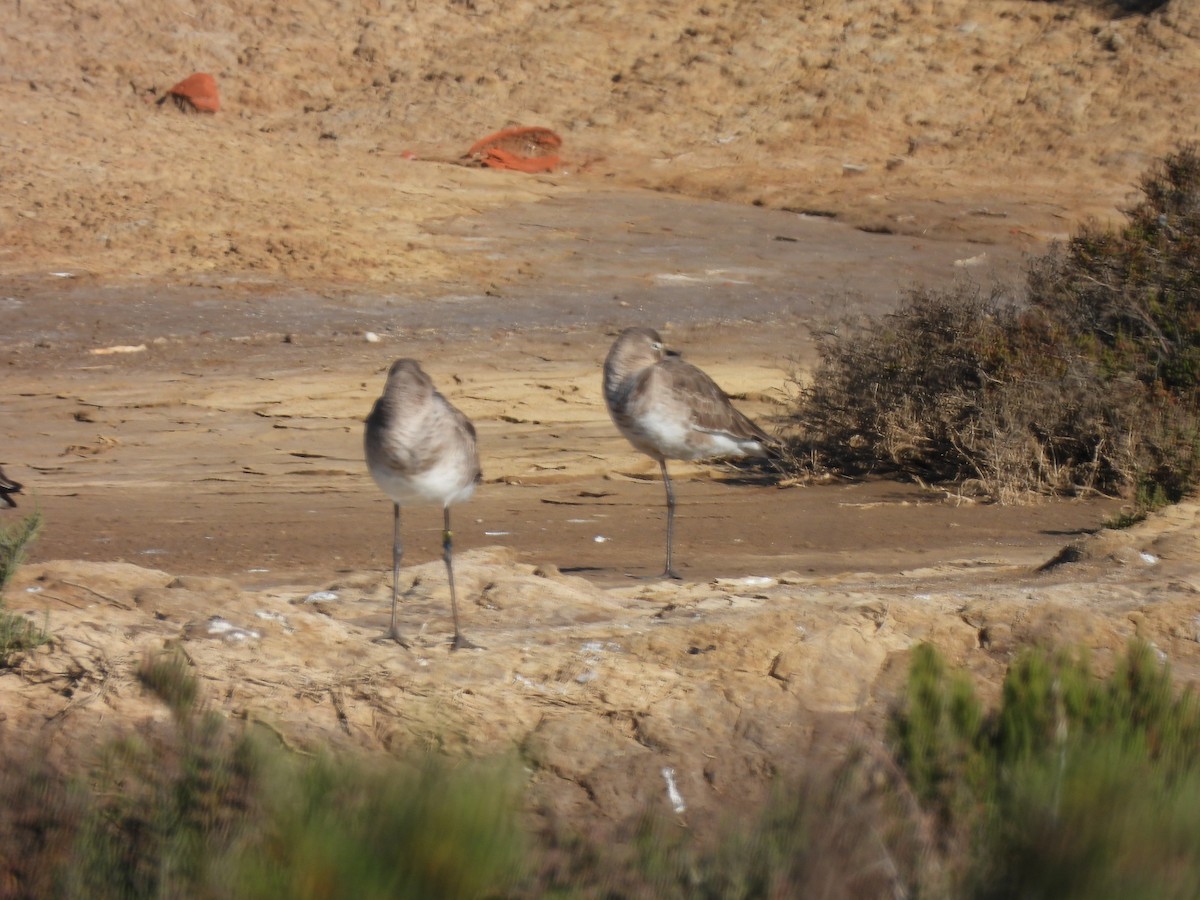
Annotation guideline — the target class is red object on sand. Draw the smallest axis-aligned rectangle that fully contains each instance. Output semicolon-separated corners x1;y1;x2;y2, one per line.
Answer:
166;73;220;113
466;126;562;173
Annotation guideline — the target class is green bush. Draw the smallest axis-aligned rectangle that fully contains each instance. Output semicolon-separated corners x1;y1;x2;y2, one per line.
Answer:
0;509;41;592
890;643;986;825
1;650;527;899
233;752;526;900
892;640;1200;898
974;741;1200;900
5;636;1198;897
62;651;266;898
0;510;48;666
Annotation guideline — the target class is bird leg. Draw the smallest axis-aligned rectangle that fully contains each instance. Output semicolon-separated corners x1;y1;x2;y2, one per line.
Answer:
660;459;682;580
443;507;479;650
387;503;410;647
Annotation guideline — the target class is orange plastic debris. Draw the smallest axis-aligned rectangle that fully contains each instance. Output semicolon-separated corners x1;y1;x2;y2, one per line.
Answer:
466;126;562;173
164;73;220;113
480;147;561;173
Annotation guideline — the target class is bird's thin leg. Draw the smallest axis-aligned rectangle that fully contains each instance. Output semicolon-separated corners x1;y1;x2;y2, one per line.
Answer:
444;507;479;650
660;459;682;580
388;503;409;646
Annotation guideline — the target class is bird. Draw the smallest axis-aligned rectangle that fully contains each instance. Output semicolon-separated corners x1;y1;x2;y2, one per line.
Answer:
602;327;773;579
0;467;22;509
364;359;482;649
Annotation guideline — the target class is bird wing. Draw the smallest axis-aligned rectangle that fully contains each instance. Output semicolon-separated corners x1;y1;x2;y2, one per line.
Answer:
654;357;772;444
366;391;481;481
446;397;484;484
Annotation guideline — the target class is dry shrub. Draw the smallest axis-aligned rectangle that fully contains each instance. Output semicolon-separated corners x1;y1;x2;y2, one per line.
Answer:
791;284;1152;502
788;146;1200;509
525;748;933;899
1028;144;1200;395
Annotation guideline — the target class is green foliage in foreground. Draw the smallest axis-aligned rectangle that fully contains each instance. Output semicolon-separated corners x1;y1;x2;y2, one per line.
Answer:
0;510;48;665
3;639;1199;898
894;640;1200;899
235;750;525;900
533;757;913;900
23;650;528;900
0;509;41;592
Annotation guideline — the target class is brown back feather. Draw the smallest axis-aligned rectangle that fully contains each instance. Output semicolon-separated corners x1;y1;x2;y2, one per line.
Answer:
654;357;771;443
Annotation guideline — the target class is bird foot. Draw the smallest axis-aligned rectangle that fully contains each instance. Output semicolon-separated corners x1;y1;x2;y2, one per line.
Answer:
374;629;411;649
662;569;683;581
449;633;482;651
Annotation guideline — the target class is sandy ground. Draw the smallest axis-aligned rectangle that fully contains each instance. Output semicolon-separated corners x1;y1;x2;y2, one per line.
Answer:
2;202;1057;585
3;0;1200;848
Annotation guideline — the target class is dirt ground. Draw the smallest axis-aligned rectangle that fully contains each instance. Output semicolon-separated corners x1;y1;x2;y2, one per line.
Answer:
3;0;1200;853
2;200;1062;586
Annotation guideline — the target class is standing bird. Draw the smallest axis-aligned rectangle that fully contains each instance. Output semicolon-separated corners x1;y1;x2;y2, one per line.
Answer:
364;359;482;649
0;467;22;509
603;327;773;579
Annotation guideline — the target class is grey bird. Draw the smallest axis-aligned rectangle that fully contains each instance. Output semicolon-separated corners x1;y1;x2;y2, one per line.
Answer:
602;327;773;579
364;359;482;649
